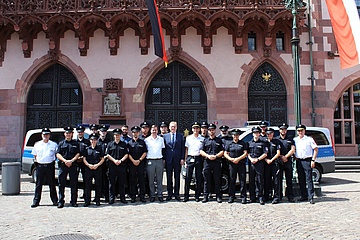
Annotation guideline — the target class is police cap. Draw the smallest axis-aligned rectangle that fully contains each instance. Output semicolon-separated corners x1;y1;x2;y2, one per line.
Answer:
64;126;74;133
260;121;269;127
219;125;229;132
252;126;261;133
296;124;306;131
192;122;201;128
42;128;51;134
140;121;150;128
131;126;141;132
208;123;216;129
160;121;168;127
266;127;275;134
230;128;241;135
89;133;99;140
278;123;289;129
99;124;109;131
200;121;208;128
76;125;85;132
89;124;98;130
113;128;122;135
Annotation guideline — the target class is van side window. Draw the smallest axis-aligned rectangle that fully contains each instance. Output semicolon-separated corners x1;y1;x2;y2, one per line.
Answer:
306;130;329;145
26;133;42;147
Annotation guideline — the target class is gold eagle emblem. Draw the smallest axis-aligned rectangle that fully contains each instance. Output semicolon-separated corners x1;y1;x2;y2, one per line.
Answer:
262;73;271;82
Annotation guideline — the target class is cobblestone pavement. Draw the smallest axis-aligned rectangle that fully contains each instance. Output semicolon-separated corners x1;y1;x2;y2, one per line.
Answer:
0;172;360;239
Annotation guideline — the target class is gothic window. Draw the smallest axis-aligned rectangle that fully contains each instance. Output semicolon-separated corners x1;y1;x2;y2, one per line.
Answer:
334;83;360;144
145;61;207;134
248;62;287;126
26;64;83;130
248;31;256;51
276;31;285;51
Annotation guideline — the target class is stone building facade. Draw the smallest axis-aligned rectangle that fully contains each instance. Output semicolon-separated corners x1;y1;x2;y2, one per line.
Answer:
0;0;360;162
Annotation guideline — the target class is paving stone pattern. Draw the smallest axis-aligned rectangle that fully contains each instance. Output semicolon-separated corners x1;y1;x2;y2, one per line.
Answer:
0;172;359;239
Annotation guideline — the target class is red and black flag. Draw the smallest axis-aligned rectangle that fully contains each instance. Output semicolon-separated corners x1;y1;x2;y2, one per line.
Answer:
146;0;168;67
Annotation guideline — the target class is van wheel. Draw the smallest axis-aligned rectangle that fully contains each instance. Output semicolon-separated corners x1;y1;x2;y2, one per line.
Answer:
221;173;229;193
312;165;322;183
31;167;37;183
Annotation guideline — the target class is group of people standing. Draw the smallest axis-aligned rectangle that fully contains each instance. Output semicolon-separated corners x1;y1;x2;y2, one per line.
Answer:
30;120;318;208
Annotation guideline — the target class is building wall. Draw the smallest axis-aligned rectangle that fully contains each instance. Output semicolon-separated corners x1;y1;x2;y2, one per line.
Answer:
1;0;360;161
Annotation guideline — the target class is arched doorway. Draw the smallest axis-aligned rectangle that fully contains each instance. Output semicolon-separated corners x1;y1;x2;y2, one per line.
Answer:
26;64;83;130
248;62;287;125
145;61;207;133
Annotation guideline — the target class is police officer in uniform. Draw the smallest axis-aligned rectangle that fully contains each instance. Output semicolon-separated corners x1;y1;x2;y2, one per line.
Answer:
97;124;111;202
83;133;105;206
128;126;147;203
259;121;271;201
159;121;168;137
106;128;129;204
259;121;269;141
200;121;209;138
76;125;90;199
217;125;232;146
56;126;80;208
200;123;224;203
183;122;205;202
275;123;295;202
90;124;99;134
31;128;58;208
139;121;151;140
248;126;268;205
224;128;248;204
294;124;318;204
264;128;282;204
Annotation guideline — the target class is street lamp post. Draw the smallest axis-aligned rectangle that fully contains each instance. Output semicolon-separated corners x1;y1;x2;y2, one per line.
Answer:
285;0;305;126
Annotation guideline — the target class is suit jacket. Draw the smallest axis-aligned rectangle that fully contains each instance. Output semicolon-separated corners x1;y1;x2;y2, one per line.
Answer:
163;132;185;165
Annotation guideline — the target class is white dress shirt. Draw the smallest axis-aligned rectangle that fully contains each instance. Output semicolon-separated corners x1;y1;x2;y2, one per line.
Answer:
31;140;58;164
145;135;165;159
185;134;204;156
294;135;317;159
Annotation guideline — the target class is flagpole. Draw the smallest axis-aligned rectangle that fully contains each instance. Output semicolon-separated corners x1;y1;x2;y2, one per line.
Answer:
285;0;305;127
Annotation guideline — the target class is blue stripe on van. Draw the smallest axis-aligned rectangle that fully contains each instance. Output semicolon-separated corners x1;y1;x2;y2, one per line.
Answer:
23;149;34;158
317;146;335;158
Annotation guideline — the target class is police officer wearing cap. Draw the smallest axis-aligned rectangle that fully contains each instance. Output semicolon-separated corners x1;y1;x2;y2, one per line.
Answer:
31;128;58;208
128;126;148;203
248;126;268;205
224;128;248;204
275;123;295;202
76;125;90;199
200;121;209;138
264;128;282;204
200;123;224;203
183;122;205;202
83;133;105;206
89;124;99;134
106;128;129;204
159;121;168;137
294;124;318;204
97;124;111;202
259;121;271;201
217;125;232;146
56;126;80;208
139;121;151;140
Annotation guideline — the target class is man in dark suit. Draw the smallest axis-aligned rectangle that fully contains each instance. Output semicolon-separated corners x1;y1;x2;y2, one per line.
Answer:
163;121;185;201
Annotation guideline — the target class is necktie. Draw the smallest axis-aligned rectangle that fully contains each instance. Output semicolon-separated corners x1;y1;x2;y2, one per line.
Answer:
172;133;175;148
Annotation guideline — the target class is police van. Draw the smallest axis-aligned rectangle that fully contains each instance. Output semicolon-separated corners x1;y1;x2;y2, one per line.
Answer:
236;125;335;183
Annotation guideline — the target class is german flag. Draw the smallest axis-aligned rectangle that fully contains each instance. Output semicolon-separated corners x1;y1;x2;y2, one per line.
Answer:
146;0;168;67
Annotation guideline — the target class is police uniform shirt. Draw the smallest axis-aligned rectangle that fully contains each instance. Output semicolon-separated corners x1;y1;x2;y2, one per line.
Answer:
267;139;281;160
185;134;205;156
248;139;268;158
31;140;58;164
120;135;132;144
201;137;224;159
77;138;90;156
97;137;110;153
259;134;268;142
57;139;80;160
106;140;128;160
225;140;248;159
128;138;147;160
294;135;317;159
275;135;295;156
85;145;104;165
